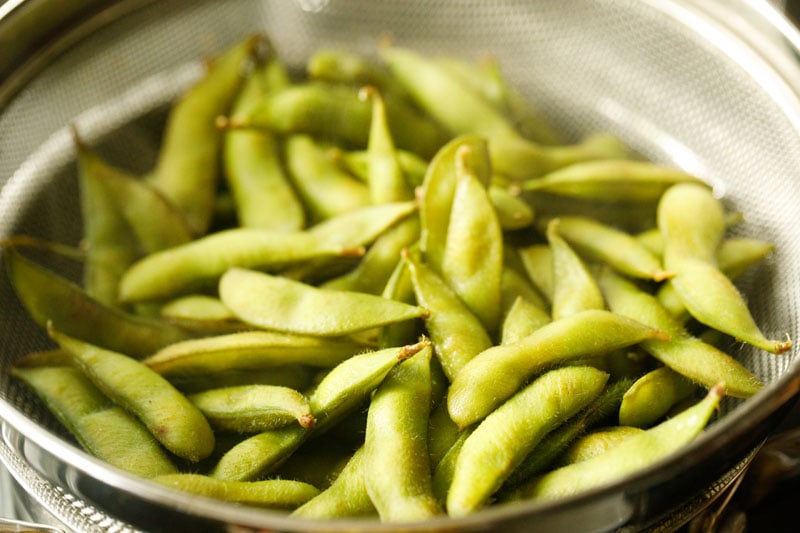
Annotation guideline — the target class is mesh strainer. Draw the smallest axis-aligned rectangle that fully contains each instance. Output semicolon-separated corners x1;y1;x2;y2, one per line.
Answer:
2;0;800;531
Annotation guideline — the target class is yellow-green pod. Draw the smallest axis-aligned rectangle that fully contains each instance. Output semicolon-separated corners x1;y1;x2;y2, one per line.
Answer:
155;474;319;509
523;160;707;203
364;346;443;521
489;185;535;230
291;446;378;519
223;57;305;231
441;144;504;333
447;366;609;516
11;365;178;478
518;243;554;305
4;247;191;359
361;86;413;204
619;367;696;428
508;384;723;501
49;326;215;463
285;134;370;222
546;219;605;321
558;426;645;465
447;309;668;428
150;35;262;236
219;268;428;337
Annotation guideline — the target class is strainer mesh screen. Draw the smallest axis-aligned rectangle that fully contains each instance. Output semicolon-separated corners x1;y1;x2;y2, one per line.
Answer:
1;0;800;529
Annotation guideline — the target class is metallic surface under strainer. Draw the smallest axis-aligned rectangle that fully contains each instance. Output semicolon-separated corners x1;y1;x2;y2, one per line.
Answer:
2;0;800;531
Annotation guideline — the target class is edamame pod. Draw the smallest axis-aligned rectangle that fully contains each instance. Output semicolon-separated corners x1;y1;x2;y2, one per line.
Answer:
118;229;361;303
547;215;670;281
382;46;624;179
418;135;491;274
156;474;319;509
598;268;763;397
144;330;366;377
669;258;791;354
150;35;262;236
431;429;471;505
619;367;695;428
4;247;191;359
291;446;377;519
223;58;306;231
361;86;413;204
518;243;554;304
321;216;420;295
335;148;429;188
378;257;423;349
658;182;725;266
403;251;493;381
219;268;427;336
364;347;442;521
75;137;140;307
49;326;215;462
502;377;632;488
189;385;315;432
522;160;707;203
446;366;609;516
558;426;645;465
307;48;409;102
489;185;535;230
500;295;551;345
447;309;668;428
546;219;605;320
211;341;427;480
11;365;178;478
229;81;446;158
508;384;724;501
441;144;503;333
285;134;370;221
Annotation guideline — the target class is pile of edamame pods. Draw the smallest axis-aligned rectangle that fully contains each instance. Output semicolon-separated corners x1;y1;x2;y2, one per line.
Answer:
2;32;792;522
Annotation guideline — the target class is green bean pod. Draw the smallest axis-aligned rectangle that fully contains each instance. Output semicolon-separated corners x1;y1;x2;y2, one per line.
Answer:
447;309;668;428
364;346;442;521
441;144;504;333
144;330;367;377
619;367;696;428
150;35;261;236
446;366;609;516
291;446;378;519
403;251;493;381
4;247;191;359
598;268;763;397
522;160;707;203
285;134;370;222
223;58;306;231
155;474;319;509
507;384;724;501
219;268;427;336
546;219;605;320
49;326;215;462
189;385;315;432
11;365;178;478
